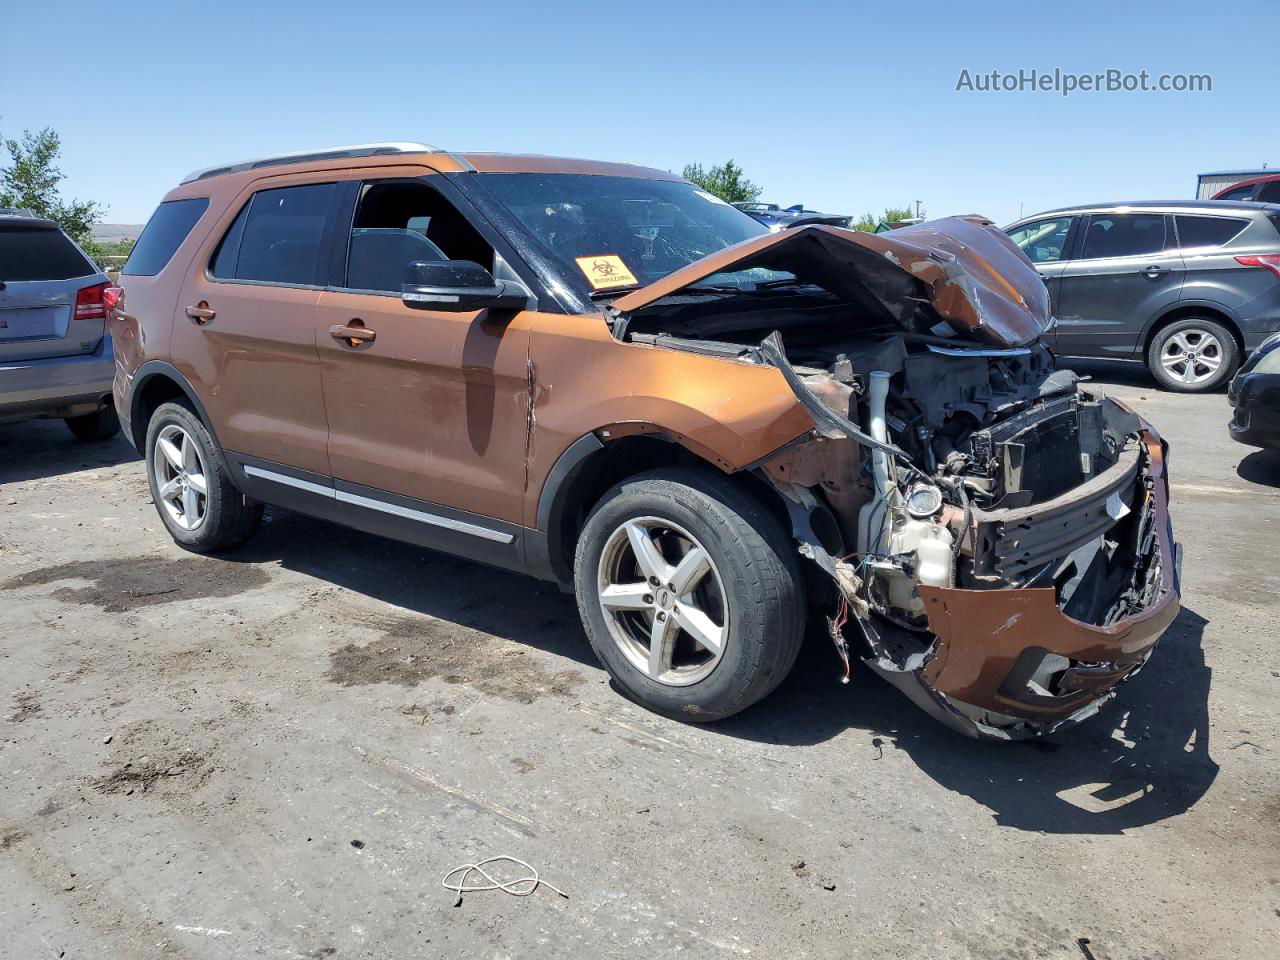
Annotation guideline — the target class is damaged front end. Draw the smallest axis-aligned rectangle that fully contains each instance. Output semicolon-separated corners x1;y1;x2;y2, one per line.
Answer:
608;219;1181;739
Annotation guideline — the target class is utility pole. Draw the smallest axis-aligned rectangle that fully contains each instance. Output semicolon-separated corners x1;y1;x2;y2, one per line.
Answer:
914;199;922;220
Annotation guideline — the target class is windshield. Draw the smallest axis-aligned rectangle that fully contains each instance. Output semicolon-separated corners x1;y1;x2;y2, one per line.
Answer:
473;174;786;297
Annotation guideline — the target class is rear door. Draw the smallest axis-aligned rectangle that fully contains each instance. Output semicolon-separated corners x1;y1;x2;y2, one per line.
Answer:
1056;212;1184;359
170;175;345;477
0;219;104;362
1005;214;1078;350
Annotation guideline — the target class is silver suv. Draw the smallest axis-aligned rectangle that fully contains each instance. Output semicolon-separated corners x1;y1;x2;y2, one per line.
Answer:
0;209;119;439
1006;201;1280;392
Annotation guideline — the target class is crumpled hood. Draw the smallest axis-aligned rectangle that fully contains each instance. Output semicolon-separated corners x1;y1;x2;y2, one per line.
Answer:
608;216;1051;347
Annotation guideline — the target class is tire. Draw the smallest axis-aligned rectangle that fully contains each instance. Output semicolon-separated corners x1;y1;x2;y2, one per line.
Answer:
144;400;262;552
64;407;120;442
574;467;804;722
1147;318;1238;392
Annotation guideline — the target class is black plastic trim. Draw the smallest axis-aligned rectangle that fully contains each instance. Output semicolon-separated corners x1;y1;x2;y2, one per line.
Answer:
226;453;554;580
127;360;222;453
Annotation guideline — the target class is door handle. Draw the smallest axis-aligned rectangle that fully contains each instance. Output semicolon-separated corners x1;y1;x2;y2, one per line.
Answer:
185;302;216;324
329;321;377;346
1141;265;1170;278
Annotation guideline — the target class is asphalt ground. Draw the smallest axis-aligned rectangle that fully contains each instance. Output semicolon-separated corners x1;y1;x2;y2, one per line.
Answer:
1;362;1276;959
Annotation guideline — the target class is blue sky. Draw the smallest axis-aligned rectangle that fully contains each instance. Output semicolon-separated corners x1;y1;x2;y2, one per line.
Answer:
4;0;1274;225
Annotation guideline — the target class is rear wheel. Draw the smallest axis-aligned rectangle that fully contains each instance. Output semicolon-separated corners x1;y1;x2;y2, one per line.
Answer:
574;467;804;722
1147;318;1238;392
64;407;120;442
144;401;262;552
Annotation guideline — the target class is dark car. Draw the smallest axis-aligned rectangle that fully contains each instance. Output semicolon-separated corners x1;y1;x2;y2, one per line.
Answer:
1006;201;1280;392
1213;175;1280;204
733;201;850;231
1228;334;1280;449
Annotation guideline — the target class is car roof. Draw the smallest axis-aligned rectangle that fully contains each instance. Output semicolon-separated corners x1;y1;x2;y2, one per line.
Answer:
178;141;681;187
1010;199;1280;225
0;210;61;230
1214;173;1280;192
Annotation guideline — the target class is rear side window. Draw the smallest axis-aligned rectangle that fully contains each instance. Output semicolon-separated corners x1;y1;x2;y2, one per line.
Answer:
1257;182;1280;204
210;183;338;286
1175;215;1249;249
122;198;209;276
1080;213;1167;259
0;223;95;281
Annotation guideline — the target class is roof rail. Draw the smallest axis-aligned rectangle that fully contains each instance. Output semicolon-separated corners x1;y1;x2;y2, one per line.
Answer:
180;142;443;184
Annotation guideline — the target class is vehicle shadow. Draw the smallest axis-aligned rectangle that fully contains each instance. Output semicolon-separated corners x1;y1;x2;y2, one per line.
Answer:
0;419;139;486
218;506;1216;836
714;606;1216;835
1058;357;1232;395
1236;448;1280;488
224;507;598;670
1056;357;1158;389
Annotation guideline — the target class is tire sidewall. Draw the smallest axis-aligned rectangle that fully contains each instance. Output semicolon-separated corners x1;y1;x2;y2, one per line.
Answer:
1149;318;1238;392
144;402;233;549
575;472;799;720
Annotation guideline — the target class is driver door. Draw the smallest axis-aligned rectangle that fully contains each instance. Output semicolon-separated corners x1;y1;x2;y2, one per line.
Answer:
313;175;534;561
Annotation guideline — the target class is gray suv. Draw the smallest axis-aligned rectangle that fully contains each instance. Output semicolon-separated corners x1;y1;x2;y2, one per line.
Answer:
0;209;119;439
1006;201;1280;392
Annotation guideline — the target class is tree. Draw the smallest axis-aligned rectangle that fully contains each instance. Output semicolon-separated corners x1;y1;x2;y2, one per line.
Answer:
681;160;762;205
851;205;925;233
0;126;103;247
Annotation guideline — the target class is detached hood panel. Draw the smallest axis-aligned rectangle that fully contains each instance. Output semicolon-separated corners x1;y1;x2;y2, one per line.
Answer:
609;217;1052;347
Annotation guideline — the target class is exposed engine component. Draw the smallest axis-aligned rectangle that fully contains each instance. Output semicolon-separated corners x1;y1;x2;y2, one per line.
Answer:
609;219;1177;740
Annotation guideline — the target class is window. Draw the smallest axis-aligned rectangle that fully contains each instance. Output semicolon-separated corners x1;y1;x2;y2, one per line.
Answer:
1080;213;1167;259
210;183;337;285
122;198;209;276
1216;185;1257;202
0;222;96;281
1256;182;1280;204
1007;216;1073;263
344;180;493;293
472;174;769;293
1175;215;1249;249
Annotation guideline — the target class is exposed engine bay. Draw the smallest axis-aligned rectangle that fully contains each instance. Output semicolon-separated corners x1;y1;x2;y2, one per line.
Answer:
607;219;1180;739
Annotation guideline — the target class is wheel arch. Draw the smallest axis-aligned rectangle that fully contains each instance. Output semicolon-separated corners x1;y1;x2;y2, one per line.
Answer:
535;427;795;586
128;361;221;452
1142;302;1245;358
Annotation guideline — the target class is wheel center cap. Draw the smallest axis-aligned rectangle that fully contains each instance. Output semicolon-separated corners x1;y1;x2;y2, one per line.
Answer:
655;588;675;611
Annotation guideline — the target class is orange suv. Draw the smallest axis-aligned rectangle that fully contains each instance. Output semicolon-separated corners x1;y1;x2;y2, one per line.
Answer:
110;143;1180;739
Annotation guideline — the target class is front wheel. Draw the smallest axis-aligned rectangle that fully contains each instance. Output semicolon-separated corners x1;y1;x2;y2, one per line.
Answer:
574;467;804;722
1148;318;1238;392
144;401;262;552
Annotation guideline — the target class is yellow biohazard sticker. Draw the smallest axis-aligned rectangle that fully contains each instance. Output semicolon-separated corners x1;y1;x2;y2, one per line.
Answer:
575;254;638;290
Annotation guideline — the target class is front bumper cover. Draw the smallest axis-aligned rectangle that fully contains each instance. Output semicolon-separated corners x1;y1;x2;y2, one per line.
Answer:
1227;370;1280;450
887;427;1179;740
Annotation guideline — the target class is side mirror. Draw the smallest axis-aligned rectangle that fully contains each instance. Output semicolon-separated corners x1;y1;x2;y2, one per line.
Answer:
401;260;530;312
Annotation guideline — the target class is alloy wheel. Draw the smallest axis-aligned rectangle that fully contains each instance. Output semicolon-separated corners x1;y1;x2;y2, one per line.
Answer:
153;423;208;531
1159;328;1224;385
596;517;729;686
